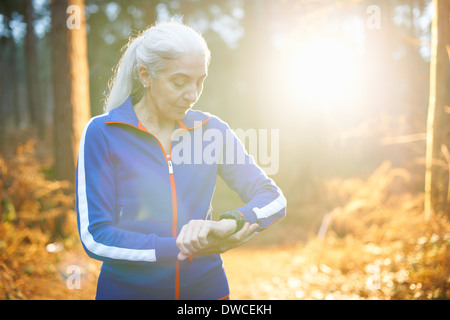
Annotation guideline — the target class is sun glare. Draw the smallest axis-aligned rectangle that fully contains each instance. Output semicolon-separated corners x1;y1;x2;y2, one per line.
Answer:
284;37;357;105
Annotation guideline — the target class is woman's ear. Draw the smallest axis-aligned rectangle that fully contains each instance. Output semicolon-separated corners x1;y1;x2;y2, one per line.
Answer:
138;65;151;88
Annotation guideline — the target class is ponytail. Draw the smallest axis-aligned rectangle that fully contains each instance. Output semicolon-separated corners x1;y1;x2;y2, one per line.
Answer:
104;35;144;112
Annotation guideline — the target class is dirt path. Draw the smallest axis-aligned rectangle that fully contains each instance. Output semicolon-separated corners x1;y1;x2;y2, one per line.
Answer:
25;246;305;300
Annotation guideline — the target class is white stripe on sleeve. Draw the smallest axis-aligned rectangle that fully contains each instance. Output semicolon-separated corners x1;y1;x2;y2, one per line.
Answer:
252;187;287;219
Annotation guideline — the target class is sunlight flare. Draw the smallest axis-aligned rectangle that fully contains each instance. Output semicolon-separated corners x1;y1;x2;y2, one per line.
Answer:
284;37;357;104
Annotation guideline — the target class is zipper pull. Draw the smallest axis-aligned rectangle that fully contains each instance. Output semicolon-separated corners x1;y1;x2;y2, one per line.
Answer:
168;160;173;174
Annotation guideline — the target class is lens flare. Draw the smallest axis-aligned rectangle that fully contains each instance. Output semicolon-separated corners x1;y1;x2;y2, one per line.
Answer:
284;37;357;104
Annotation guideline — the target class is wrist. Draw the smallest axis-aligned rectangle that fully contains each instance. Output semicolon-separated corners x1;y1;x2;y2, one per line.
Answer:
219;210;245;234
219;219;237;233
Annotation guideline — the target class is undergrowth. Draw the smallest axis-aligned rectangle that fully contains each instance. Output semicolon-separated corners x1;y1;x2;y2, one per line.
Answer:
307;162;449;299
0;140;78;299
225;163;449;300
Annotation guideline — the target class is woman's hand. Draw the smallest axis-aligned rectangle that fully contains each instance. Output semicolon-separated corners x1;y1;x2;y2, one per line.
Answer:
210;219;237;238
176;219;236;258
176;219;214;259
176;220;258;261
189;222;258;259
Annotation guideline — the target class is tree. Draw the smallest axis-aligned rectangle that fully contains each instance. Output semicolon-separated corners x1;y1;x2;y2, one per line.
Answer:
239;0;270;129
424;0;450;219
24;0;44;137
50;0;91;183
85;0;159;116
0;0;25;149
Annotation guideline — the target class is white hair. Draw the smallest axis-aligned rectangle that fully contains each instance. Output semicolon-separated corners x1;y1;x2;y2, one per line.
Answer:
104;21;211;112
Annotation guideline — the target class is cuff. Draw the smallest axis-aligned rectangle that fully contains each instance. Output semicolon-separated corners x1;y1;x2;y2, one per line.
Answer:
235;206;258;225
155;237;179;262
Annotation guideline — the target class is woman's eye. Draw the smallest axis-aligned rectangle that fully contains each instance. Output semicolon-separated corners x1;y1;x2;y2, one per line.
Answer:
173;81;186;88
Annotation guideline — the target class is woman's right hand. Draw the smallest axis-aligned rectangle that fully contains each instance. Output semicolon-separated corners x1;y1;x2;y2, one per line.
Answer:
176;219;258;261
176;219;236;257
176;219;213;259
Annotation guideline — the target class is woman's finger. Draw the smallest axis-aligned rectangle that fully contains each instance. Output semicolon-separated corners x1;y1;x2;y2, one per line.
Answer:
183;220;197;251
189;220;209;250
228;223;258;245
177;220;211;256
178;252;189;261
238;226;259;244
176;224;191;256
198;220;212;248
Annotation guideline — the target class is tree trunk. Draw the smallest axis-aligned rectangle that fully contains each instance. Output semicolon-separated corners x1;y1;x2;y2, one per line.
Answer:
24;0;44;137
9;38;21;128
0;37;6;152
424;0;450;219
240;0;268;128
50;0;91;183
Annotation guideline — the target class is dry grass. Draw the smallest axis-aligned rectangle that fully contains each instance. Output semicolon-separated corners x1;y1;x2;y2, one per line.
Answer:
224;162;450;300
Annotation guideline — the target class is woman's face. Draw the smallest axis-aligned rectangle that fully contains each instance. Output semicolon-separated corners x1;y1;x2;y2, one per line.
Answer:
146;52;208;121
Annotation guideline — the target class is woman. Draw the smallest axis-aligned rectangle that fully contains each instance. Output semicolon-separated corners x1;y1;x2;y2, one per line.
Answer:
76;21;286;300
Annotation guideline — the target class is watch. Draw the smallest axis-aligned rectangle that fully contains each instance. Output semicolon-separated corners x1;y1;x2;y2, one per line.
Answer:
219;210;246;233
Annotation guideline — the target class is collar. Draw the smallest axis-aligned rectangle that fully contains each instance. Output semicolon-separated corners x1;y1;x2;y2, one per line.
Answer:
105;97;210;131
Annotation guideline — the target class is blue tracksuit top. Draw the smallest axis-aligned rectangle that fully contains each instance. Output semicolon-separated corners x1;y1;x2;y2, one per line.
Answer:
76;97;287;300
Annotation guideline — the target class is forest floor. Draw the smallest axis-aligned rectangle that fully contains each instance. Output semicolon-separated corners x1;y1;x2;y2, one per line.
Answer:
1;131;449;300
2;224;449;301
2;190;449;300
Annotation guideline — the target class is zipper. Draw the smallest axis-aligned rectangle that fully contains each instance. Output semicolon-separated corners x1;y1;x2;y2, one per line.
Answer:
166;154;180;300
142;127;181;300
166;145;180;300
168;159;174;174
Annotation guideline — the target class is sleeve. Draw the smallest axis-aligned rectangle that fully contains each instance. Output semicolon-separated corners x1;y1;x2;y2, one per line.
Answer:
217;122;287;231
76;118;179;263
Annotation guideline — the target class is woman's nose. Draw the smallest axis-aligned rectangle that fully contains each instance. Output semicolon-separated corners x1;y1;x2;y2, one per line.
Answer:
184;86;198;103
